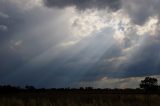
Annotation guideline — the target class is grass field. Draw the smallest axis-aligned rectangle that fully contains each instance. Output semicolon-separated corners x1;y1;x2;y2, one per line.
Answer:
0;91;160;106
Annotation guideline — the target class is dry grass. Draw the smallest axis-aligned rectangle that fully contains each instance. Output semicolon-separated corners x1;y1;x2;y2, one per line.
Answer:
0;92;160;106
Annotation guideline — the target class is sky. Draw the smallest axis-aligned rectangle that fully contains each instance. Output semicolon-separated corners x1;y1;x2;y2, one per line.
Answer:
0;0;160;88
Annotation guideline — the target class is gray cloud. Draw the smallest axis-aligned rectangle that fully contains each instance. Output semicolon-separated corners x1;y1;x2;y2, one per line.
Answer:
122;0;160;25
0;0;72;83
43;0;121;11
123;35;160;77
0;12;9;18
0;25;8;32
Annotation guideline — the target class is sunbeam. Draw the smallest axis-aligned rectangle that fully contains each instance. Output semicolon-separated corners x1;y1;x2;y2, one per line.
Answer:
1;0;160;88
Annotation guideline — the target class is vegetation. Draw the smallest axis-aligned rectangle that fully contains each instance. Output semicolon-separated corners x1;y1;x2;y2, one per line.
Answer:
140;77;158;92
0;77;160;106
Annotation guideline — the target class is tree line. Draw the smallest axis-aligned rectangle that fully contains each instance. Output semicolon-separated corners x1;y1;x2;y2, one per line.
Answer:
0;77;159;94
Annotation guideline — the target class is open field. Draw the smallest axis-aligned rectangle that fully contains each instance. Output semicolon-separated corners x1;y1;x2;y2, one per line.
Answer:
0;90;160;106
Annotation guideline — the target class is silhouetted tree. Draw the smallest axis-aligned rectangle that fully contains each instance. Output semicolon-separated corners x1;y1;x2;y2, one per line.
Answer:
140;77;158;92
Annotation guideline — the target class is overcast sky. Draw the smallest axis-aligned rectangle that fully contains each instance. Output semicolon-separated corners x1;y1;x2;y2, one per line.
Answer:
0;0;160;88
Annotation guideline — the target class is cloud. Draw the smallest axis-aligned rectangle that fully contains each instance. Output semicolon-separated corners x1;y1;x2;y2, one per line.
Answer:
122;0;160;25
78;76;143;88
0;0;75;80
43;0;121;11
0;25;8;32
122;35;160;77
0;12;9;18
78;75;160;88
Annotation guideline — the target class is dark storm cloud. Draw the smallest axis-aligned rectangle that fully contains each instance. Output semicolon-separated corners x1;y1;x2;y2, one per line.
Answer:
122;0;160;25
0;0;71;85
43;0;121;11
